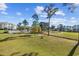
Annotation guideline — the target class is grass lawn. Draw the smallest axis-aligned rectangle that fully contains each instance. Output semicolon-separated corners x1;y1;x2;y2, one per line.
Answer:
49;31;78;40
0;30;6;33
0;33;79;56
0;34;27;39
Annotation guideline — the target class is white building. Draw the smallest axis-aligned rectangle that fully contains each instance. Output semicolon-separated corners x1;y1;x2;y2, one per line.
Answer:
0;22;16;30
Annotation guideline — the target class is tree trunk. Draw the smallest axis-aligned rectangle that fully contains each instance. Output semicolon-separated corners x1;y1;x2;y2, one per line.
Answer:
48;18;50;36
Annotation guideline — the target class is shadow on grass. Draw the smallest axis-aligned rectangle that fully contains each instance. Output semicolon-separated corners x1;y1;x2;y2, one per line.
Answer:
0;52;38;56
43;33;77;41
68;42;79;56
10;52;20;56
0;37;15;42
0;54;4;56
0;34;32;42
19;34;31;37
22;52;39;56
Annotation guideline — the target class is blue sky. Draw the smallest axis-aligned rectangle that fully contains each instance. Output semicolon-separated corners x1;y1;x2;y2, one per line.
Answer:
0;3;79;26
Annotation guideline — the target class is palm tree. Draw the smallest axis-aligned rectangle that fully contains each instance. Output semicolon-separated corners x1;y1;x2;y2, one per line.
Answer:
44;4;58;36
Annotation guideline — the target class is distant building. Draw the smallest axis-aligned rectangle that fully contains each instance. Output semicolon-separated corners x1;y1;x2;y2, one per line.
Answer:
0;22;16;30
72;25;79;32
63;26;73;31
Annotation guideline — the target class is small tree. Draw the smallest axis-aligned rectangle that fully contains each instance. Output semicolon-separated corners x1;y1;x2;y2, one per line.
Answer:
22;19;28;30
40;22;49;31
51;25;55;31
17;26;25;31
23;19;28;26
57;24;64;32
31;14;41;33
17;22;21;27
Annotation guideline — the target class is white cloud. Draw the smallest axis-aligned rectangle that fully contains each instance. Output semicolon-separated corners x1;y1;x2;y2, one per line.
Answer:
35;6;66;18
55;10;65;16
1;11;8;15
40;12;47;18
50;18;66;26
40;17;79;26
35;6;48;18
0;3;8;11
52;18;79;26
70;17;75;19
69;17;78;25
35;6;44;14
69;20;77;23
74;3;79;6
16;12;22;16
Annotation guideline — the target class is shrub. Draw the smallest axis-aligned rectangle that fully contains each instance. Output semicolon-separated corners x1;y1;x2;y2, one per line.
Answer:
31;26;42;34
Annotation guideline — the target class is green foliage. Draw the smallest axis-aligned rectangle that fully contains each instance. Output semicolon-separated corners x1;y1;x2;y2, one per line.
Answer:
0;30;8;33
40;22;49;31
31;13;41;33
48;8;58;18
17;26;25;30
17;19;29;31
57;24;64;31
32;14;39;21
17;22;22;27
31;26;42;34
22;19;28;26
44;4;58;18
51;25;55;31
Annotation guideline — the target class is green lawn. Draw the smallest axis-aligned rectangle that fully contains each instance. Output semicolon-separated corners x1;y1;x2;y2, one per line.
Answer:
0;33;79;56
0;30;6;33
0;34;27;39
49;31;78;40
